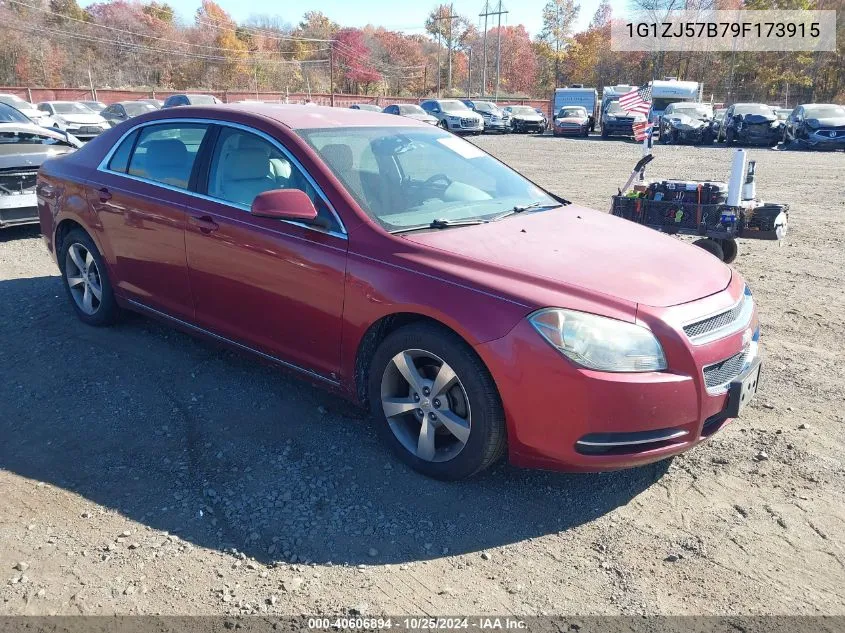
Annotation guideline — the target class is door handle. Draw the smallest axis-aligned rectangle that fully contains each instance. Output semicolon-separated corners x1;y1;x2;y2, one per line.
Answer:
97;187;112;202
189;215;219;234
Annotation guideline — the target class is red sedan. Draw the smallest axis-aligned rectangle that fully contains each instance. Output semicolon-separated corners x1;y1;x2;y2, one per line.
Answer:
37;104;762;480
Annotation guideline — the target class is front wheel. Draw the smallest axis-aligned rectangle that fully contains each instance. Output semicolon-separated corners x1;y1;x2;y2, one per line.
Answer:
60;228;120;326
368;323;506;480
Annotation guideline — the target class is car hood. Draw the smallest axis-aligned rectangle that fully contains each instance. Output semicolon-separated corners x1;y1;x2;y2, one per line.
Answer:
739;113;776;124
555;116;588;124
56;112;107;125
807;116;845;127
668;113;708;128
405;113;438;123
403;205;732;309
0;123;82;150
0;143;76;170
511;114;544;121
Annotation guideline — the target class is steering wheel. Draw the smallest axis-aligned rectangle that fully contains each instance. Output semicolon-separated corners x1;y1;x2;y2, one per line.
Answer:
423;173;452;188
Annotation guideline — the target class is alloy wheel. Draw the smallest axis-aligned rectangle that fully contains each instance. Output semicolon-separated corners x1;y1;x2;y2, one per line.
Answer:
65;242;103;315
380;349;471;463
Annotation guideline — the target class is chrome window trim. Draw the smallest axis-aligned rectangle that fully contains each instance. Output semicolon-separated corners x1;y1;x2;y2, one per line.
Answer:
95;117;348;239
125;298;340;386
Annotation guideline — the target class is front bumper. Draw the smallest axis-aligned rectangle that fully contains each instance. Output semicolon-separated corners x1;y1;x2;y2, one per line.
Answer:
800;130;845;149
602;120;635;135
0;192;38;228
63;125;108;140
445;118;483;133
554;123;588;136
475;274;760;472
512;119;545;132
735;126;781;145
483;119;509;132
670;126;708;143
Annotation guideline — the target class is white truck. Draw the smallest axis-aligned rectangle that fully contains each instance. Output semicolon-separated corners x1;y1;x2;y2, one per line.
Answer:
552;86;599;131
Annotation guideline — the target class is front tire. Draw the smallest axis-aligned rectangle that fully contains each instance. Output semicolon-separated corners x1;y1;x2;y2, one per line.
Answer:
60;228;119;326
368;323;506;480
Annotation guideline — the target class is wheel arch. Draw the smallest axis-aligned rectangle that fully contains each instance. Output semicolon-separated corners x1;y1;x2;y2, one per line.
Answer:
54;218;89;271
353;312;485;410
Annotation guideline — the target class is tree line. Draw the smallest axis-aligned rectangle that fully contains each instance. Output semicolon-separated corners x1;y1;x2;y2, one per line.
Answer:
0;0;841;104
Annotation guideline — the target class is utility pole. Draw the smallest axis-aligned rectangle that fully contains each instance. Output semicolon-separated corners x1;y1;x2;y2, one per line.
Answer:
329;41;335;107
467;47;473;98
480;1;507;101
433;5;459;96
480;0;489;97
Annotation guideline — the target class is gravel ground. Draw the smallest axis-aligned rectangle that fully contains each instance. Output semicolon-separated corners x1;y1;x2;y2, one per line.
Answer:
0;135;843;617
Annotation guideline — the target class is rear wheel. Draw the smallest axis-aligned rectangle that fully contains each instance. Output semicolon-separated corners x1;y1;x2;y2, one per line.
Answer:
60;229;119;326
368;323;506;480
693;238;725;261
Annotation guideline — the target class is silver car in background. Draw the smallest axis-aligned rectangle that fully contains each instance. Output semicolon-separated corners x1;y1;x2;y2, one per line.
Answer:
419;99;484;134
0;94;57;127
37;101;110;140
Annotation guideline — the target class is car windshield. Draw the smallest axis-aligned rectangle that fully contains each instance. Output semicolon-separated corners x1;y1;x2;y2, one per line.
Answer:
509;106;536;115
558;107;586;118
670;104;712;118
123;102;157;116
0;103;32;124
473;101;500;113
52;102;93;114
354;104;382;111
298;126;559;232
399;105;426;115
0;95;29;107
188;95;217;105
606;101;626;115
733;104;773;116
439;100;469;113
804;105;845;118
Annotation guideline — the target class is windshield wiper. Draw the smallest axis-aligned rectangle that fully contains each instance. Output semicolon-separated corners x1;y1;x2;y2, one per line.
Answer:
390;217;488;234
489;202;560;222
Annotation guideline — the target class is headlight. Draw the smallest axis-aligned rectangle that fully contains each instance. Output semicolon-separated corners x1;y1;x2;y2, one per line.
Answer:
529;308;668;372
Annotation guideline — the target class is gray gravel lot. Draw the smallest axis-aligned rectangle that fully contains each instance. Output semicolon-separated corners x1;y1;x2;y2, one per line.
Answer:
0;134;843;616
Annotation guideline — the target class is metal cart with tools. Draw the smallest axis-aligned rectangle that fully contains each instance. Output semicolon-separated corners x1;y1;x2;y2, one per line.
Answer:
610;150;789;264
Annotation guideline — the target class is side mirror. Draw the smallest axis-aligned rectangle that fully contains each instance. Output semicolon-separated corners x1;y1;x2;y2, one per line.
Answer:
251;189;319;223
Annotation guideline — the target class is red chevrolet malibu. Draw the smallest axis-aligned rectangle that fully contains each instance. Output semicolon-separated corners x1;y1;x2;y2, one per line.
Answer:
37;104;761;480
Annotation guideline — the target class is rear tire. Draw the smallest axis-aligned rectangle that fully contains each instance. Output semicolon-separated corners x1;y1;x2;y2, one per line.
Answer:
693;238;725;261
368;323;506;480
59;228;120;326
718;238;738;264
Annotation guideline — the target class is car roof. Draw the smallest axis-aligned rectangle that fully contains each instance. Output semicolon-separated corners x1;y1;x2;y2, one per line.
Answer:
188;103;430;130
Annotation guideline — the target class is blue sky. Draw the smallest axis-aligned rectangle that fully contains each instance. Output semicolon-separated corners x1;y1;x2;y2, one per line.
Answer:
84;0;628;37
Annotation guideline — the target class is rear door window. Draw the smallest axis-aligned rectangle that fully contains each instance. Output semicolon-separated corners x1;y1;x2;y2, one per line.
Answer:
126;123;208;189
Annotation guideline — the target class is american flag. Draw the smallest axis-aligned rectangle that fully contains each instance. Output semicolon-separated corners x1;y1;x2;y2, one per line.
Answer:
633;120;654;142
619;83;652;116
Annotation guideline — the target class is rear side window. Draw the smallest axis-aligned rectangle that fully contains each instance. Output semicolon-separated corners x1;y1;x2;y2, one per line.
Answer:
127;123;208;189
107;130;138;173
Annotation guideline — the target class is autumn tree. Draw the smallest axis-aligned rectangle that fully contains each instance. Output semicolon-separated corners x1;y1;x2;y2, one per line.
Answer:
538;0;579;86
425;4;472;91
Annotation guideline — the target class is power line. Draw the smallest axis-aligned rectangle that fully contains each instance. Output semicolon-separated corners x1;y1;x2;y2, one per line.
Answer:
479;0;508;98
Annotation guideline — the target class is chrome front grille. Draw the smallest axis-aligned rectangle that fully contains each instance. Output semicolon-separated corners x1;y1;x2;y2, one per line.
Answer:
683;288;753;344
0;169;37;195
460;117;480;128
703;345;749;391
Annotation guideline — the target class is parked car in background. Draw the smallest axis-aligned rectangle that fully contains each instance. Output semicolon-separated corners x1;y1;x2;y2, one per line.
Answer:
37;101;110;140
552;106;590;137
503;105;546;133
460;100;510;133
420;99;483;134
0;93;57;127
553;86;598;132
100;101;159;125
137;98;163;109
600;100;645;139
718;103;783;146
37;103;761;480
658;102;715;144
382;103;437;125
0;108;81;229
773;108;792;121
349;103;382;112
782;103;845;150
709;108;727;140
162;94;222;108
80;100;108;113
